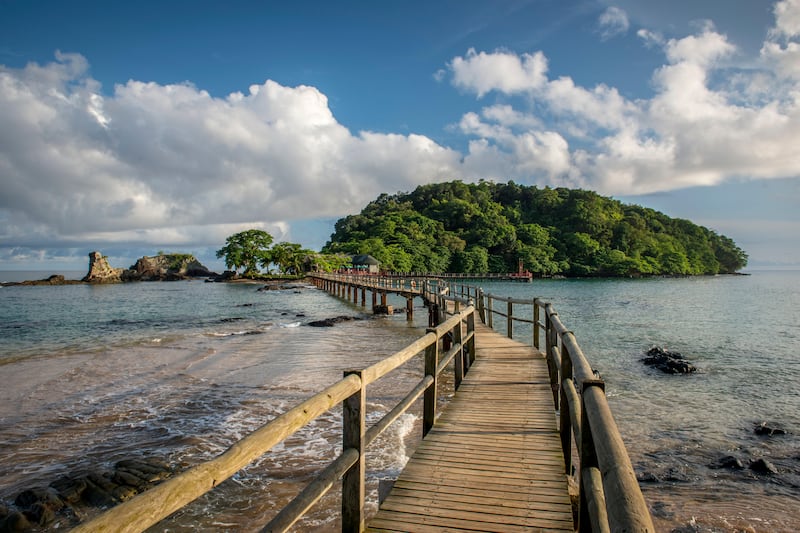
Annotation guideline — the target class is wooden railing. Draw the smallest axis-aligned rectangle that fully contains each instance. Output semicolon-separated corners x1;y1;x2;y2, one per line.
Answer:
438;279;654;533
72;275;475;533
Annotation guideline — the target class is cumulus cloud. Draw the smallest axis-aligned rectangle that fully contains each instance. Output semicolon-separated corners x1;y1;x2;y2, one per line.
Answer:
598;7;630;40
443;5;800;195
449;48;548;97
761;0;800;79
0;54;460;251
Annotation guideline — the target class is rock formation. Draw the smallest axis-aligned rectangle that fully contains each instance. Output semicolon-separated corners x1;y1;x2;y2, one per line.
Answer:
82;251;217;283
128;253;215;281
82;251;126;283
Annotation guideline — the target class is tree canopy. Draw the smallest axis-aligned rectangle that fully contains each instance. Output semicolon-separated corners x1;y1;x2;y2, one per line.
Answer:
216;229;274;275
323;181;748;276
216;229;349;276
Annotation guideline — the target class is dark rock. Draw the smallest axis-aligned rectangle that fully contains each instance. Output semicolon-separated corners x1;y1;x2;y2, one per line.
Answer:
754;422;788;436
111;485;138;502
22;502;55;527
81;478;116;507
641;346;697;374
14;488;63;511
50;476;87;503
709;455;745;470
307;315;361;327
0;511;31;532
750;458;779;475
87;472;118;494
649;500;675;519
115;459;171;482
636;471;661;483
112;470;148;490
373;305;393;315
207;270;239;282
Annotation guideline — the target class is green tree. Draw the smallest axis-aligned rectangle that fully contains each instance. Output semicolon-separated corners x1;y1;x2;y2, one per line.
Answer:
216;229;274;276
267;242;309;274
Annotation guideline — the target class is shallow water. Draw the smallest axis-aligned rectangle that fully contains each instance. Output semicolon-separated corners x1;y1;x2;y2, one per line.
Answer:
1;272;798;531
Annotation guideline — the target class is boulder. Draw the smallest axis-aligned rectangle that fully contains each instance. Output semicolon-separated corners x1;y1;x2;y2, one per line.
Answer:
641;346;697;374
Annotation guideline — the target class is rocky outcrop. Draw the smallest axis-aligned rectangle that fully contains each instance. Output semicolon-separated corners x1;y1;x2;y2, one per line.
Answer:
128;254;215;281
81;251;217;283
1;275;84;287
2;457;174;530
82;252;126;283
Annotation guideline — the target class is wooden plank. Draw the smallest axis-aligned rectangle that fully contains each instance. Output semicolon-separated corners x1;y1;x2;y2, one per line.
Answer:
367;323;574;532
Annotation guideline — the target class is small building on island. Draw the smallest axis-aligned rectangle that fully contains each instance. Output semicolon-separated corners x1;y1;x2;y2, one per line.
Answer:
351;254;381;274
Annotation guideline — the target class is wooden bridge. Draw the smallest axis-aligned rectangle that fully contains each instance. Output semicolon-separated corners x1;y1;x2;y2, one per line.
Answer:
73;274;654;533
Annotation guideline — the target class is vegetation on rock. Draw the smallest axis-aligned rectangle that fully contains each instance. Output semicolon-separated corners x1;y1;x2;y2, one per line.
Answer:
323;180;748;276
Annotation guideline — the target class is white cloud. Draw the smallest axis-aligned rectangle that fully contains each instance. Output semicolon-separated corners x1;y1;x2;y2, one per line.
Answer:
444;7;800;195
761;0;800;79
449;47;548;97
598;7;630;40
0;54;461;251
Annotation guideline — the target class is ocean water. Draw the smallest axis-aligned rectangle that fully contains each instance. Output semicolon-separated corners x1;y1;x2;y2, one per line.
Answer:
1;271;798;531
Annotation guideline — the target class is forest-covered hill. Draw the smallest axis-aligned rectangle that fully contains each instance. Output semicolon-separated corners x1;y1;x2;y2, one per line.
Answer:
323;181;748;276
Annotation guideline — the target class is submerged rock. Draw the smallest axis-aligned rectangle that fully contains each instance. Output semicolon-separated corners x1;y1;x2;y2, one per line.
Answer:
749;458;779;475
307;315;362;327
709;455;745;470
641;346;697;374
754;422;788;436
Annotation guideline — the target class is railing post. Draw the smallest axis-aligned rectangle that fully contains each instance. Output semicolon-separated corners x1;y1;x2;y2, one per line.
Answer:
453;313;464;390
507;300;513;339
477;289;486;324
487;297;494;329
560;334;574;476
533;299;540;350
342;370;365;532
467;305;476;367
423;329;439;437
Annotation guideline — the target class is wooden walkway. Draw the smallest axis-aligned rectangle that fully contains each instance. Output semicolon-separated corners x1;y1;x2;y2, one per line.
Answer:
367;321;574;532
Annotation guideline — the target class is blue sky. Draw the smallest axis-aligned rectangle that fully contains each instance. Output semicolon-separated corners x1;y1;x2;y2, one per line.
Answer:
1;0;799;272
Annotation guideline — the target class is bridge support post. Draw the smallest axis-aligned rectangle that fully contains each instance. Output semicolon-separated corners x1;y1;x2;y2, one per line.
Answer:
507;300;513;339
361;288;366;307
371;291;377;309
466;304;476;367
423;330;439;437
406;297;414;321
454;313;464;389
342;370;366;532
428;303;438;327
